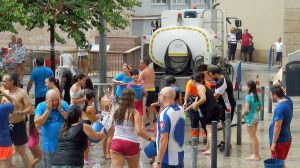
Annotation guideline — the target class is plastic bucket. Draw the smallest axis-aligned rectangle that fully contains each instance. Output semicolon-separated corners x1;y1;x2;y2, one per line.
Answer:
264;158;284;168
144;142;157;158
90;122;104;143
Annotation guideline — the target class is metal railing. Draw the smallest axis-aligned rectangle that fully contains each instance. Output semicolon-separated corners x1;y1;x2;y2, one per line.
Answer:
25;46;141;78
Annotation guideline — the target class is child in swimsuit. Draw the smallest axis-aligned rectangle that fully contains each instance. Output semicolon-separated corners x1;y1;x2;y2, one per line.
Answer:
126;69;147;128
28;120;42;168
100;93;113;159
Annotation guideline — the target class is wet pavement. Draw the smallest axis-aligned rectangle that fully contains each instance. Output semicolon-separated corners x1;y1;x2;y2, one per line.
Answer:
11;62;300;168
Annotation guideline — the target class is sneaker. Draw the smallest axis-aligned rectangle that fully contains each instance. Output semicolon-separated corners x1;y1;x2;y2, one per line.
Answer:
219;144;232;152
217;141;224;148
219;145;225;151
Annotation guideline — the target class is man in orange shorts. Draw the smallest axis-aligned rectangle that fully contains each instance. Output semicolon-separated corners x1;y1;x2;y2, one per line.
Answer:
0;86;19;168
2;73;34;168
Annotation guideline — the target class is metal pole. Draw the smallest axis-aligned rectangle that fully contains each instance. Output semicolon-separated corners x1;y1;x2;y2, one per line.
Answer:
268;81;273;114
260;86;265;121
211;121;218;168
238;85;240;100
99;18;107;84
191;137;198;168
236;104;242;145
49;23;56;75
272;48;275;66
224;111;231;156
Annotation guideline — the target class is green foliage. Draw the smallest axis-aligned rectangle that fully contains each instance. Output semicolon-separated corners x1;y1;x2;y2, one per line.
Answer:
0;0;141;47
0;0;28;33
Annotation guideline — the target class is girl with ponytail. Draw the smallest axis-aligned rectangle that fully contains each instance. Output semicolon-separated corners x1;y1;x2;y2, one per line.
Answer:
242;80;263;161
81;89;99;163
52;105;106;167
70;73;86;106
82;90;98;124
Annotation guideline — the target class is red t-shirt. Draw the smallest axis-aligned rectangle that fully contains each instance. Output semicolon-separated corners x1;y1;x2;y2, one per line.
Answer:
242;33;252;47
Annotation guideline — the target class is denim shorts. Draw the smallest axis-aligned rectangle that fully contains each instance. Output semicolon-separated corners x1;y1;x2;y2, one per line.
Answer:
43;152;55;168
245;112;260;126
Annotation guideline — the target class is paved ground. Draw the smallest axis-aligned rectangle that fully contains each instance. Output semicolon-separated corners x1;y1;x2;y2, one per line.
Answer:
12;62;300;168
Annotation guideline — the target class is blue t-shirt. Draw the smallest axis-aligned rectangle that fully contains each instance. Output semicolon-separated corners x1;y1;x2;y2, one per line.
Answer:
269;97;293;144
156;105;185;166
35;101;69;153
30;66;54;98
127;82;143;101
114;73;132;97
0;104;14;147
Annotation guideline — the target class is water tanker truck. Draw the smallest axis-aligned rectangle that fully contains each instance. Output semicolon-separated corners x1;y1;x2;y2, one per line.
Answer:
142;8;241;89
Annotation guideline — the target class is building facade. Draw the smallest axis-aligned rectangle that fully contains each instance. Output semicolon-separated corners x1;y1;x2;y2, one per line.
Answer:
284;0;300;58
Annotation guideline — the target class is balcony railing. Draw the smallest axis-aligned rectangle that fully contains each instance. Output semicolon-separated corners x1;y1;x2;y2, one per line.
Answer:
25;46;141;78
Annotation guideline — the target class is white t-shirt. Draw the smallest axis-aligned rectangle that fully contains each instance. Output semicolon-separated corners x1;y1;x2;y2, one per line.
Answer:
77;48;88;57
228;33;237;44
275;42;283;52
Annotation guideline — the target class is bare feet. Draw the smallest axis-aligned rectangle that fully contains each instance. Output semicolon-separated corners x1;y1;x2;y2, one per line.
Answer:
202;150;211;155
199;149;206;152
246;156;261;161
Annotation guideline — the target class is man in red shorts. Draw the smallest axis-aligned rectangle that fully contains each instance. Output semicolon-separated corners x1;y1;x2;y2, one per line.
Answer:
269;85;293;166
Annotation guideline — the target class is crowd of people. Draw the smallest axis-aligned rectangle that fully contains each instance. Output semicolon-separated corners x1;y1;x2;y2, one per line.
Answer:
0;54;294;168
228;28;284;65
227;28;254;63
0;35;27;84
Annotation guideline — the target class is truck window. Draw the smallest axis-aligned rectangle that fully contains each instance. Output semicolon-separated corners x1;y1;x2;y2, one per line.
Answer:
184;11;197;18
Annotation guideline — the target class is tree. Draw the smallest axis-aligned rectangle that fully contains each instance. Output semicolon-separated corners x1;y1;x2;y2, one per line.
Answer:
0;0;28;33
0;0;141;73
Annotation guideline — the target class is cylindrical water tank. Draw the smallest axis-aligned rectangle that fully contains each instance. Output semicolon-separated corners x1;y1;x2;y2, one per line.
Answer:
149;26;217;68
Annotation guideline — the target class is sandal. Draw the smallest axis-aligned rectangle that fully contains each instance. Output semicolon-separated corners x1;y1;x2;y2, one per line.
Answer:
106;155;111;159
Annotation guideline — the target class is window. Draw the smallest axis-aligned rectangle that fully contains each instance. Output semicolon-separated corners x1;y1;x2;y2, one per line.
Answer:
195;0;207;3
151;0;167;4
173;0;187;4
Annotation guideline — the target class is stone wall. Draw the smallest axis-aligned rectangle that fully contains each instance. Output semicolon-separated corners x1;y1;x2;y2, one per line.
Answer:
232;49;270;64
0;24;131;50
218;0;284;54
284;0;300;59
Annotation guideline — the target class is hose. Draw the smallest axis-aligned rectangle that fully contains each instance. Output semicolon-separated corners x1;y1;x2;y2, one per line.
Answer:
164;39;193;76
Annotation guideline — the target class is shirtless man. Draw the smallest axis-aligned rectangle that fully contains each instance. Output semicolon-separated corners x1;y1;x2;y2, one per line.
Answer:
2;73;34;168
139;58;156;130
